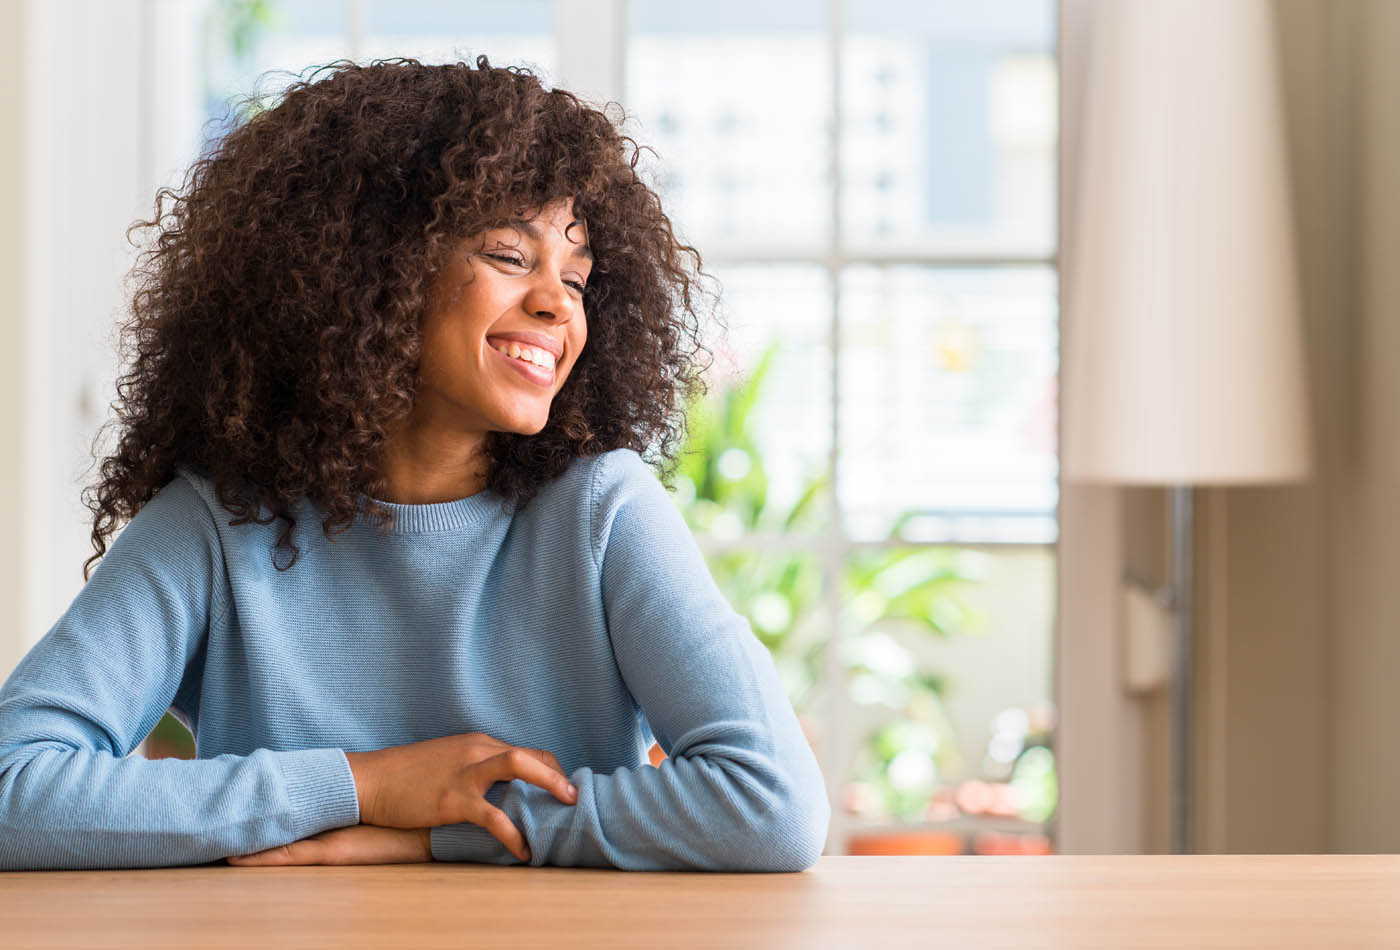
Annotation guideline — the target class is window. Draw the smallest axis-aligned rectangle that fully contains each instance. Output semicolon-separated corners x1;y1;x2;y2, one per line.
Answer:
152;0;1060;856
626;0;1059;855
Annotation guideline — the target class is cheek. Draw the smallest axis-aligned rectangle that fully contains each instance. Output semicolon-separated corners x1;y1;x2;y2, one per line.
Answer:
574;313;589;354
563;321;588;379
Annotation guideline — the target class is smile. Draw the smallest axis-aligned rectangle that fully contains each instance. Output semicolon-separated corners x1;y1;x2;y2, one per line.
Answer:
489;341;555;387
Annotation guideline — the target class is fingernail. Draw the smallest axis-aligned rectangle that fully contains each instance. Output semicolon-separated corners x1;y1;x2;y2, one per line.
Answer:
567;783;577;798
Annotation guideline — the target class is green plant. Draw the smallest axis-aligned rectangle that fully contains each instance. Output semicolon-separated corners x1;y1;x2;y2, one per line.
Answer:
216;0;281;62
202;0;286;132
840;547;988;822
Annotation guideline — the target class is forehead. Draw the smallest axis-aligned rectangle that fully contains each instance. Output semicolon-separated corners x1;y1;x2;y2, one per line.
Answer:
492;205;592;260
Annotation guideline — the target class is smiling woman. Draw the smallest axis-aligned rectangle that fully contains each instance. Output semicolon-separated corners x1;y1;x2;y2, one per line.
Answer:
0;57;830;872
379;201;594;503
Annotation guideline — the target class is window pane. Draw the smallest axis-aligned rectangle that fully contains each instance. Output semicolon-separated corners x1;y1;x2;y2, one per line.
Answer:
363;0;554;74
838;266;1058;543
202;1;556;145
627;0;831;251
203;0;351;136
675;266;832;537
841;0;1057;255
840;546;1056;853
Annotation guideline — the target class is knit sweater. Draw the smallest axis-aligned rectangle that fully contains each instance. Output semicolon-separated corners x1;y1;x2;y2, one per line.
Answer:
0;448;830;871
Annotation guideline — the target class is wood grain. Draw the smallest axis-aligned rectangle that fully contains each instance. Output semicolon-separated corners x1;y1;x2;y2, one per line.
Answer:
2;855;1399;949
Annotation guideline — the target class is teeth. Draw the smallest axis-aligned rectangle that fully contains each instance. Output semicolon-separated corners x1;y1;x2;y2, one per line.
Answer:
493;341;556;371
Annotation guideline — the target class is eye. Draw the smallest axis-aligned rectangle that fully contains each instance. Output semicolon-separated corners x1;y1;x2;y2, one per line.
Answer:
484;251;525;267
565;279;587;294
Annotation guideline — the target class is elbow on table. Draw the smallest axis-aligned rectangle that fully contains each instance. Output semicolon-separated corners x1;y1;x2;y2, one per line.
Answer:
0;745;45;870
745;782;831;872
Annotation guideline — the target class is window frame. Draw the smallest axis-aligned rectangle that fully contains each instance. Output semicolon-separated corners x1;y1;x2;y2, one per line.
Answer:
601;0;1061;853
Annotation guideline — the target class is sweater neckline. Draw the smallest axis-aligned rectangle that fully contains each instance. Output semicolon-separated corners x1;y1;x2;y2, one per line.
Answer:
357;489;510;534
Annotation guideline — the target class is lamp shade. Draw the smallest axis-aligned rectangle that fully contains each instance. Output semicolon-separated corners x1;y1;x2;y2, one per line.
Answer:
1062;0;1312;485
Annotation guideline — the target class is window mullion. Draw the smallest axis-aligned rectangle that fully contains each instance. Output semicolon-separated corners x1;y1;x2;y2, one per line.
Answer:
554;0;626;104
346;0;366;60
703;251;1057;269
820;0;850;858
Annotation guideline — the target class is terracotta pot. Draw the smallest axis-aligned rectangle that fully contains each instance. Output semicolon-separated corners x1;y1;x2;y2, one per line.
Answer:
846;830;964;856
971;831;1054;856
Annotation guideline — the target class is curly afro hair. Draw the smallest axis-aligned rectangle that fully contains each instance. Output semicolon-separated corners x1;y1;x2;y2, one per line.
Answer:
84;57;711;576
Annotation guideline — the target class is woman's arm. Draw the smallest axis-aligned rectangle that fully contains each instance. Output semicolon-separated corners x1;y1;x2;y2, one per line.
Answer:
429;451;831;871
0;478;359;870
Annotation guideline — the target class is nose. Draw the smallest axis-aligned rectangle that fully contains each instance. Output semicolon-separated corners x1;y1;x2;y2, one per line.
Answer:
521;270;579;324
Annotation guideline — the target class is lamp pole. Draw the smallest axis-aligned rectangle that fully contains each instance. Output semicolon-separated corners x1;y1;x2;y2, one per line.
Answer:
1169;486;1194;854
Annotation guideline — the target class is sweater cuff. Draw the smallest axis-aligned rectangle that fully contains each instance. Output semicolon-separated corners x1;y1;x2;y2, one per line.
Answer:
277;747;361;840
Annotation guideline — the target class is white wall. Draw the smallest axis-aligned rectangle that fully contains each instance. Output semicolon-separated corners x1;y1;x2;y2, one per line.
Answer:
1330;0;1400;852
0;2;31;680
1210;0;1400;855
0;0;149;680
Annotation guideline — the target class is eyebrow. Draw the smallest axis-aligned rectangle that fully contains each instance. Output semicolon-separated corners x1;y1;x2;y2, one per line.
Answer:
511;218;594;262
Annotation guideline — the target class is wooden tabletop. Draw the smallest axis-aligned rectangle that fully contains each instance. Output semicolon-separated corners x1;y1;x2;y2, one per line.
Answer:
3;855;1399;949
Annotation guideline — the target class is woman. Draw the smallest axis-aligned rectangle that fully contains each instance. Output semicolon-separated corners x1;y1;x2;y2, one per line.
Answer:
0;58;829;871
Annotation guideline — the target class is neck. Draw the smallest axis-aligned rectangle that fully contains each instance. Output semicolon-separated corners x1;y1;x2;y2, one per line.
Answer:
375;414;490;504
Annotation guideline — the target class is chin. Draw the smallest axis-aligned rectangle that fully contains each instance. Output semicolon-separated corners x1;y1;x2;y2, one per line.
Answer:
498;415;549;437
488;394;555;437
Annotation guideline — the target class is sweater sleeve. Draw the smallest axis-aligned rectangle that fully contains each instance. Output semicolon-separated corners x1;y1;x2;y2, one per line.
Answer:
430;451;831;871
0;477;360;870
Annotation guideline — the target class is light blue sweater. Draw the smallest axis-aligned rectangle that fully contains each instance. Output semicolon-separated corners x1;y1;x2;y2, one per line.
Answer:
0;449;830;871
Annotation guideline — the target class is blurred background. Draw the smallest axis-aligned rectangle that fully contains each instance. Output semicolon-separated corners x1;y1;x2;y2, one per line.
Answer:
0;0;1395;859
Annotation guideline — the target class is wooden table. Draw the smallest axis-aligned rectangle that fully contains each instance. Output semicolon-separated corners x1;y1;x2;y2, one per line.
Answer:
3;855;1399;948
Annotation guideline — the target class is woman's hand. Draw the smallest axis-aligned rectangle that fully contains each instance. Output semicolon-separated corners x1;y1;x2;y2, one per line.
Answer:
345;733;578;863
227;825;432;866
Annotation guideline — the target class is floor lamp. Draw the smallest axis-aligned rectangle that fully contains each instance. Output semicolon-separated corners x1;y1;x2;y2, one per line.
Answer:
1061;0;1312;854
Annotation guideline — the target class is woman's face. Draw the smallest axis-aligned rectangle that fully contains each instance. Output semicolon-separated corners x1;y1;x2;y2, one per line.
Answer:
414;198;591;439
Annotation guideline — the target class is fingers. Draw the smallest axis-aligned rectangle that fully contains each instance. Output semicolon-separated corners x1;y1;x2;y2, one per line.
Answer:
490;748;578;806
460;734;564;776
526;747;566;777
470;801;532;863
350;735;577;850
228;841;312;866
227;826;433;867
451;749;578;863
